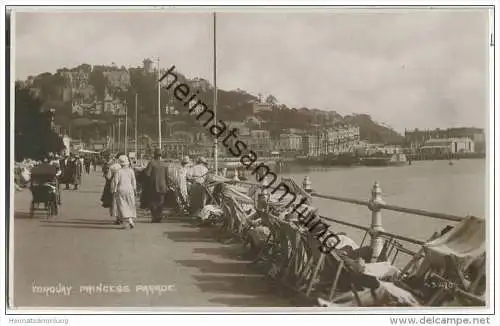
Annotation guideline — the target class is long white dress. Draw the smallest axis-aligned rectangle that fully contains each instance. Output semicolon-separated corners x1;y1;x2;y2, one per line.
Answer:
111;167;137;221
107;162;121;217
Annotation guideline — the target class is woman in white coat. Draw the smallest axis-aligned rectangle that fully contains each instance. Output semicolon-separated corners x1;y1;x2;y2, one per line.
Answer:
111;155;137;229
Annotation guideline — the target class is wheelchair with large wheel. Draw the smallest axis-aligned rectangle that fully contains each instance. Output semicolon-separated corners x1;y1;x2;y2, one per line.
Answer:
29;173;60;218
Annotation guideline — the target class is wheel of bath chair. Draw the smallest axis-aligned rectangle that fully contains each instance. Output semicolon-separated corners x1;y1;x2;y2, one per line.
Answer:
49;199;58;217
29;201;35;218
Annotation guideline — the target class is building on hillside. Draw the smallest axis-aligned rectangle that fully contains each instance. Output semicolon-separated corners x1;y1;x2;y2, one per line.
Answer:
103;69;130;90
246;129;271;157
61;87;72;102
252;102;273;114
190;78;211;91
71;100;89;116
61;70;90;90
320;125;360;155
73;85;95;101
245;116;264;128
226;121;250;136
102;91;126;116
420;137;475;156
303;133;321;157
279;133;303;154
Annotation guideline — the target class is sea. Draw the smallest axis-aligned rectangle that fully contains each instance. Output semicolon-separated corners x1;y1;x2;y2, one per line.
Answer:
278;159;488;250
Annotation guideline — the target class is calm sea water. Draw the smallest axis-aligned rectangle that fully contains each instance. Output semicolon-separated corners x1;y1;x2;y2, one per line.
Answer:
279;159;487;246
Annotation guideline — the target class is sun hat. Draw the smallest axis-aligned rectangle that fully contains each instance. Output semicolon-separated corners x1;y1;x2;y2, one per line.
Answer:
118;155;129;167
181;155;191;165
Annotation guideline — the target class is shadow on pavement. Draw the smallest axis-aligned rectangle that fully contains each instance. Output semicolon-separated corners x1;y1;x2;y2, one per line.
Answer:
14;211;33;219
192;246;250;261
191;274;299;307
40;224;121;230
207;296;293;307
208;295;311;307
39;219;115;225
175;259;261;275
164;228;221;243
64;190;102;194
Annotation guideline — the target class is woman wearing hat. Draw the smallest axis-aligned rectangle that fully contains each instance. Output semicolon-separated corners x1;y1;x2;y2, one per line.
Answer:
111;155;137;229
187;156;209;216
177;155;192;214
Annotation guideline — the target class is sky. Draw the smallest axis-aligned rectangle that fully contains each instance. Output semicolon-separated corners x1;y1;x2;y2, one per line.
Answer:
14;8;491;133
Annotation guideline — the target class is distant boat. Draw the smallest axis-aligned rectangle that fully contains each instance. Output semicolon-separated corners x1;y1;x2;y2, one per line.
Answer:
360;153;408;167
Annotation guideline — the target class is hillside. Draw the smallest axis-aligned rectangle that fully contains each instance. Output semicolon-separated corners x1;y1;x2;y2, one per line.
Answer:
18;63;404;144
343;114;404;144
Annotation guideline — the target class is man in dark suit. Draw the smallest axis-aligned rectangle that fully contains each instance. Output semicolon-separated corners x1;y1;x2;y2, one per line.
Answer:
143;149;168;223
59;154;71;189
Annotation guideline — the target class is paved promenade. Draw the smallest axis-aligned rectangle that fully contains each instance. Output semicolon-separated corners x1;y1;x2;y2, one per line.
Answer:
11;171;300;308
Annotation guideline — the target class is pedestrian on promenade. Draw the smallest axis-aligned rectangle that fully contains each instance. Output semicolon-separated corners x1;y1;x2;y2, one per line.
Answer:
188;156;209;216
102;153;123;224
72;154;83;190
111;155;137;229
143;149;168;223
178;156;192;214
84;156;91;174
91;156;97;172
59;153;71;190
49;153;62;204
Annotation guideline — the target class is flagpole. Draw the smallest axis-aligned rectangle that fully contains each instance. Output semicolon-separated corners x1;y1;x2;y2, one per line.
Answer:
125;104;128;154
157;57;162;152
213;12;218;174
135;93;138;155
118;118;121;153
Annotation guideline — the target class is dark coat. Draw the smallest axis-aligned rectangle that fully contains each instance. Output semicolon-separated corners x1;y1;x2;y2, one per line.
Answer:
143;159;168;194
59;158;71;183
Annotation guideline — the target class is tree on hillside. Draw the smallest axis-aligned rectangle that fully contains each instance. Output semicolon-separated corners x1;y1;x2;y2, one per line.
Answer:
15;84;65;161
89;69;108;100
265;94;278;107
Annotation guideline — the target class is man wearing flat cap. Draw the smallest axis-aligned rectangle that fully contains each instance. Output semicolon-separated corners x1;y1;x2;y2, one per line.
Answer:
143;149;168;222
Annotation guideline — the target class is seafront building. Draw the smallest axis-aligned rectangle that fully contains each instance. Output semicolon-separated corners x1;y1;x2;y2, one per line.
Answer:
404;128;485;153
300;125;360;157
420;137;475;156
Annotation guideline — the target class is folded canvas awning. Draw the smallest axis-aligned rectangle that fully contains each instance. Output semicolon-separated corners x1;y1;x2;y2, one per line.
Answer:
424;215;485;270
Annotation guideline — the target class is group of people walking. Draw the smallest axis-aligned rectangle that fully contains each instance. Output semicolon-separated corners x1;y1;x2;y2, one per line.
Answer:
59;153;83;190
100;149;210;228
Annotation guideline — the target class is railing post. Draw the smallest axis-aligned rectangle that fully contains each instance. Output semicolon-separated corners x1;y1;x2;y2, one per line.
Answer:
368;181;385;262
303;176;312;193
257;187;269;213
232;168;239;181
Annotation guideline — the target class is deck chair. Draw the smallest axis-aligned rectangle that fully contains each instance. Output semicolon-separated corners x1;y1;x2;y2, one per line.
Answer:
396;216;486;306
252;213;287;271
276;220;308;285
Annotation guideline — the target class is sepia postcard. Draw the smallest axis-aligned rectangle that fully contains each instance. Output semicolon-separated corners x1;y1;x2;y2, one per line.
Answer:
3;4;497;323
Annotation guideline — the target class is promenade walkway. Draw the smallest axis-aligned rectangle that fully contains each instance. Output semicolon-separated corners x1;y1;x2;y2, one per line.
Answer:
11;171;301;308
